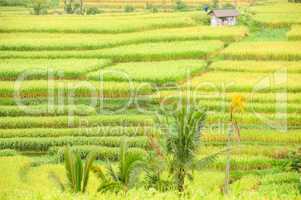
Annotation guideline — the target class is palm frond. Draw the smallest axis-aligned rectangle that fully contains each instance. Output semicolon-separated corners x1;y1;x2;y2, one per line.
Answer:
91;165;107;182
82;151;97;192
74;153;83;192
107;163;118;182
128;159;146;188
98;182;123;193
48;171;65;192
64;147;75;190
194;149;229;170
119;138;127;183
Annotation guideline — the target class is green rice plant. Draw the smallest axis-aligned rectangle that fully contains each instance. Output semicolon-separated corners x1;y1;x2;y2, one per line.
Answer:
244;28;288;42
0;105;96;116
261;172;300;184
0;114;154;129
210;60;301;73
199;101;301;114
247;2;301;28
186;71;301;92
152;90;301;104
0;26;246;51
49;145;146;162
0;96;150;106
153;94;301;113
0;40;224;61
208;155;286;170
200;145;293;159
252;13;301;27
0;136;148;151
206;112;301;128
0;149;17;157
0;126;158;138
221;42;301;60
230;175;261;193
88;60;206;83
0;97;154;114
0;59;111;80
249;3;301;14
202;128;301;144
287;25;301;40
152;97;301;114
0;80;153;98
0;12;199;33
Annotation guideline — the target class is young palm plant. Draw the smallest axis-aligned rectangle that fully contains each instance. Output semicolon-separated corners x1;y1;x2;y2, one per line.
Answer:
49;147;97;193
93;139;145;193
159;103;224;192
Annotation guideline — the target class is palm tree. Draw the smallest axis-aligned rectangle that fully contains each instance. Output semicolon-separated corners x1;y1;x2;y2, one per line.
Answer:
158;103;224;192
49;147;97;193
93;140;145;193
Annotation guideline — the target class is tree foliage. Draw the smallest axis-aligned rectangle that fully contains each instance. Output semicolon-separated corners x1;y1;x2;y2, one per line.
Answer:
155;103;224;192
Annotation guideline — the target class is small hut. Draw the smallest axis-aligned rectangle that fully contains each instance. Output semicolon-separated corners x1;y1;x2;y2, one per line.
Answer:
208;9;239;26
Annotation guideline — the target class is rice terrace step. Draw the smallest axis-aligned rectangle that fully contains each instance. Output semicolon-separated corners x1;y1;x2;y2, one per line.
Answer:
0;1;300;199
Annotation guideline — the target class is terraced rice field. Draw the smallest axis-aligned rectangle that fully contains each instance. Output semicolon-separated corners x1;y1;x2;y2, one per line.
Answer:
0;40;224;60
0;13;198;33
250;3;301;27
67;0;252;11
0;59;111;80
287;25;301;40
221;41;301;60
0;2;301;199
87;60;206;83
0;26;247;50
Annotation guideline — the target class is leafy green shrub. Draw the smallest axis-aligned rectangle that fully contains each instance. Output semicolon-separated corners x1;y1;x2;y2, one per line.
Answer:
174;0;188;11
286;147;301;172
64;0;81;14
211;0;219;9
30;0;49;15
86;7;102;15
145;3;159;13
289;0;301;3
222;3;235;9
124;5;135;12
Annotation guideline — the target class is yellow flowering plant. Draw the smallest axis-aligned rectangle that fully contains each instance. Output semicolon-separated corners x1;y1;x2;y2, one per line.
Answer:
224;94;245;194
230;94;245;141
